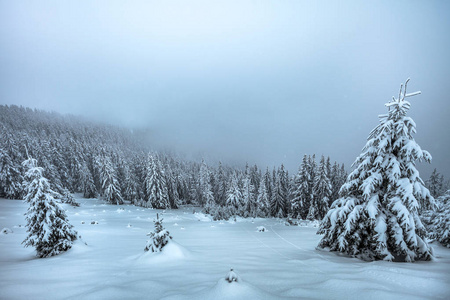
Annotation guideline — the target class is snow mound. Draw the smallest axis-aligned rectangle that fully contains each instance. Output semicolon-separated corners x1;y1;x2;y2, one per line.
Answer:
1;228;13;235
137;241;191;264
194;212;211;222
256;226;267;232
163;215;181;223
164;277;281;300
310;220;320;227
69;240;91;254
297;220;320;228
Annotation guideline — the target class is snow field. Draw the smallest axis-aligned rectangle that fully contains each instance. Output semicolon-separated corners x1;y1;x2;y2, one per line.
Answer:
0;197;449;300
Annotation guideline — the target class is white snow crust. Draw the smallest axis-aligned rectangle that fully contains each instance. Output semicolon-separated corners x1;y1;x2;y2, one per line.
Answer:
0;197;449;300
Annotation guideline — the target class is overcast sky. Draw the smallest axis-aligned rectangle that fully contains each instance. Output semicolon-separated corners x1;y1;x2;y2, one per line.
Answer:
1;0;449;178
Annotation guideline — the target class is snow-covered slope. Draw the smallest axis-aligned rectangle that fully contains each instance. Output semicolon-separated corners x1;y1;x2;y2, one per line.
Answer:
0;197;449;300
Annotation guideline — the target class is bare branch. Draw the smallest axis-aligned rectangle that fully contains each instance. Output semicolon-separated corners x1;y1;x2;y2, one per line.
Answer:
405;91;421;98
24;145;30;160
398;83;403;102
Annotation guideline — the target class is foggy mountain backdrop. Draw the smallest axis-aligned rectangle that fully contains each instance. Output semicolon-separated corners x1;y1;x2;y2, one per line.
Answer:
1;0;449;177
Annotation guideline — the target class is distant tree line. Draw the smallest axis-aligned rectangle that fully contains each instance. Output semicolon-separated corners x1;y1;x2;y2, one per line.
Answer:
0;105;348;220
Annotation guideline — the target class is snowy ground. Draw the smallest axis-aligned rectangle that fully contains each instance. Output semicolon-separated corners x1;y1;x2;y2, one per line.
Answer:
1;197;449;300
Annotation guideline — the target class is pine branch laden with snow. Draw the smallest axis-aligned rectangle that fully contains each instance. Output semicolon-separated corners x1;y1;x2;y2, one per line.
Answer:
22;157;77;258
318;79;434;262
145;213;172;252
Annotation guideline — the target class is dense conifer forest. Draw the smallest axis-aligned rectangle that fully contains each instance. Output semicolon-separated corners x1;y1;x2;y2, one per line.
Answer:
0;105;347;221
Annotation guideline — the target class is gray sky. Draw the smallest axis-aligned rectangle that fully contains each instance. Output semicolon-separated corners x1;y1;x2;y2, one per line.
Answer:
1;0;449;178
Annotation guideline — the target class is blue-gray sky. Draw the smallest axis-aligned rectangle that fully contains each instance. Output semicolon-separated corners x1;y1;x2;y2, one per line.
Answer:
1;0;449;178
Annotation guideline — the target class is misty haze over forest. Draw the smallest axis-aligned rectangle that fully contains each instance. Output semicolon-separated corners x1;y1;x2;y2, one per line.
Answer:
1;1;449;178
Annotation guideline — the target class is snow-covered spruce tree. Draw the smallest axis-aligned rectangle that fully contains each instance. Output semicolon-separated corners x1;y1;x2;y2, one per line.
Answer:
226;174;242;215
422;190;450;247
270;166;289;218
308;155;317;198
256;179;270;217
145;154;170;209
165;165;180;209
214;162;228;206
202;171;216;214
199;160;215;213
80;163;96;198
0;147;23;199
308;155;332;220
60;188;80;207
199;160;211;206
22;156;77;258
426;169;443;198
99;156;123;205
145;213;172;252
279;165;290;216
318;79;434;262
242;168;256;217
291;155;311;219
330;162;340;202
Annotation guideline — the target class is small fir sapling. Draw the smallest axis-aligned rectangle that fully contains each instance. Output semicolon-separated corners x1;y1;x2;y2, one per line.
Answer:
145;213;172;252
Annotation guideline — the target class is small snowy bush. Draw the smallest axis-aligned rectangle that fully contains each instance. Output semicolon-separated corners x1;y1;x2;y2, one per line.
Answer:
1;228;13;235
210;206;233;221
59;190;80;207
256;226;267;232
226;268;239;283
145;213;172;252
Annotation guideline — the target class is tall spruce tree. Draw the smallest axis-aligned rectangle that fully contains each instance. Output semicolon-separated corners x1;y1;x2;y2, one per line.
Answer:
80;163;96;198
271;169;287;218
329;162;341;203
291;155;311;219
226;174;242;215
308;155;332;220
318;79;434;262
22;156;77;258
242;169;256;217
98;155;123;205
165;164;180;209
426;169;443;198
215;162;227;206
145;154;170;209
0;147;22;199
256;178;270;217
